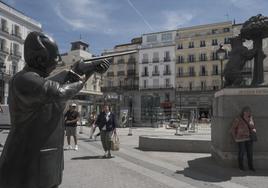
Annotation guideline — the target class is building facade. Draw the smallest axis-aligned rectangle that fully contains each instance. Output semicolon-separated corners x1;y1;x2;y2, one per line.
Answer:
139;30;177;122
175;21;233;118
61;41;103;120
102;37;141;125
0;1;42;104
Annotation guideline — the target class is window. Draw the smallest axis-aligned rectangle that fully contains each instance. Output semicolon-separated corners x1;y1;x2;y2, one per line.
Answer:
143;80;147;88
177;67;183;77
189;67;195;76
177;43;183;49
153;52;159;63
152;66;159;76
161;33;172;41
13;25;21;37
143;66;148;76
201;81;206;90
200;66;206;76
211;52;218;60
200;53;207;61
223;27;230;32
189;41;194;48
165;93;170;101
11;43;20;56
165;78;170;87
11;61;18;75
212;39;218;46
200;40;206;47
0;38;7;52
224;37;231;44
189;82;193;90
212;29;218;34
142;54;148;63
1;19;8;33
146;35;157;42
212;65;219;75
164;51;170;62
177;56;184;63
188;54;195;63
164;65;170;75
108;80;113;87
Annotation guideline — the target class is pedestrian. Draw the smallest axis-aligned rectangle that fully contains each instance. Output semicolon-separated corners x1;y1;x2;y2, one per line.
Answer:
0;31;110;188
95;104;117;158
230;106;257;171
65;103;80;150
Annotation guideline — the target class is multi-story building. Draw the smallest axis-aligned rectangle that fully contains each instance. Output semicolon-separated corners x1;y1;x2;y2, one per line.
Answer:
175;21;233;118
139;30;176;122
0;1;42;104
60;41;103;120
101;37;141;125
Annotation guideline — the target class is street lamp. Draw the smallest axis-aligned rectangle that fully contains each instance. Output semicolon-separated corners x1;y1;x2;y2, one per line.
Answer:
216;44;226;88
0;62;6;104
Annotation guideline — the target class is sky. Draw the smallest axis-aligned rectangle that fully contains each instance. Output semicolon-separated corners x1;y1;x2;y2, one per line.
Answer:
2;0;268;55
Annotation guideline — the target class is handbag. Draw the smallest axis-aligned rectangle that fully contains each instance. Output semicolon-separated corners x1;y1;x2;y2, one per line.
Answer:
242;117;257;142
111;133;120;151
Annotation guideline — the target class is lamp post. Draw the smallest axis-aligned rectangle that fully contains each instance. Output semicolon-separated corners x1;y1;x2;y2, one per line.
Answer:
216;44;226;88
0;62;6;104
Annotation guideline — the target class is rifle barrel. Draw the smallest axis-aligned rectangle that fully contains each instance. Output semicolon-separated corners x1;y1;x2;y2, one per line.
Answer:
83;50;137;62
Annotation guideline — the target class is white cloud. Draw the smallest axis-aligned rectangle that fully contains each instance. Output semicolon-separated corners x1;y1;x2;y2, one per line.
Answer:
161;10;194;30
53;0;115;33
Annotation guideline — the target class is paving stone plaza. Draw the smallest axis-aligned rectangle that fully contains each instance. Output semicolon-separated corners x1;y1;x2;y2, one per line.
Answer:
2;126;267;188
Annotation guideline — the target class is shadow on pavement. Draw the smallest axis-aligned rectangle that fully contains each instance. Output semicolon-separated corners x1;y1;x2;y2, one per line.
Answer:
175;156;268;182
71;155;107;160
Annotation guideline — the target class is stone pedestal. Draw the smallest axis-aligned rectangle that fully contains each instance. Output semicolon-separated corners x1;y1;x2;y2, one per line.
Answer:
211;87;268;169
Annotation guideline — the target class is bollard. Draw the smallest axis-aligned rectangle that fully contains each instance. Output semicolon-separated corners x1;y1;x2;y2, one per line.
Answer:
128;117;133;136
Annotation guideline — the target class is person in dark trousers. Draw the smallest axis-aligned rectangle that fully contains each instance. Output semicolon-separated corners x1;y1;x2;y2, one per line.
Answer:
65;103;80;150
95;104;117;158
0;31;111;188
231;106;256;171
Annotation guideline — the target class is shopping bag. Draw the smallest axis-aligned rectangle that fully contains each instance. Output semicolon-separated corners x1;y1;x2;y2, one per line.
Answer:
111;133;120;151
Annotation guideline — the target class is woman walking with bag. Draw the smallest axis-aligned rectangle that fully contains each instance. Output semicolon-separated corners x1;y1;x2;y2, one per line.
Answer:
231;106;257;171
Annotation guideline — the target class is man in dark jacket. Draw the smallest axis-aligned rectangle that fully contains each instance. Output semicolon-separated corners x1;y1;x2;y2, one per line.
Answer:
95;104;117;158
0;31;110;188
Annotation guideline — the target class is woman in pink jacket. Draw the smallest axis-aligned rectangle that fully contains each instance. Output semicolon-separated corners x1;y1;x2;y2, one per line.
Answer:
231;106;256;171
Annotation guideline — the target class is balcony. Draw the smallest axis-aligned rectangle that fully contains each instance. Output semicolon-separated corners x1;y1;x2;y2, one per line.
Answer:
128;58;136;65
107;72;114;77
199;71;208;76
12;31;22;39
10;50;22;58
163;70;171;75
142;59;149;64
140;84;174;90
183;72;196;77
117;59;125;64
152;71;160;76
163;57;171;62
101;85;139;92
117;71;125;76
176;86;219;92
127;69;136;76
141;72;149;77
152;58;159;63
211;71;219;76
1;26;9;34
0;47;9;54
